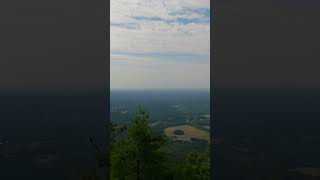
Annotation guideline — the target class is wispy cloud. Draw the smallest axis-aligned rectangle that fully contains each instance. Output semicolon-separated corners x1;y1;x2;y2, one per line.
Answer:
110;0;210;89
132;15;209;25
111;0;210;55
110;23;140;29
111;51;209;64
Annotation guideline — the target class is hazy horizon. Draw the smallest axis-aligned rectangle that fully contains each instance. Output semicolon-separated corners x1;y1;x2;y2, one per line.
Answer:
110;87;210;91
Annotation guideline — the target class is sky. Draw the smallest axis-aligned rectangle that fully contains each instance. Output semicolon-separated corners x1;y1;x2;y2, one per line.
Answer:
110;0;210;90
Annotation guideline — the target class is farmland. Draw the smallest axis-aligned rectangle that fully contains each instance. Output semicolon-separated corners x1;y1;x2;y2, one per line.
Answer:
164;125;210;142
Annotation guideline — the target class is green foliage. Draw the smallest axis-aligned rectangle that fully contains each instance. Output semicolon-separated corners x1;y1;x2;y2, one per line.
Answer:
172;150;210;180
110;107;210;180
111;107;168;180
173;129;184;135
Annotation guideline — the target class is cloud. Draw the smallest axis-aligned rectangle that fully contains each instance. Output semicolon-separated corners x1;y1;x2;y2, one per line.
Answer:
110;0;210;89
110;23;139;29
111;21;210;55
110;0;210;55
111;51;209;64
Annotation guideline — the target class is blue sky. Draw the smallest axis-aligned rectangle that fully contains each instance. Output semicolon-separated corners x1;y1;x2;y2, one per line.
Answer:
111;0;210;89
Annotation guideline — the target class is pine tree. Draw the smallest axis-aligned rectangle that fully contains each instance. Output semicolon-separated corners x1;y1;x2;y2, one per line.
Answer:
110;107;168;180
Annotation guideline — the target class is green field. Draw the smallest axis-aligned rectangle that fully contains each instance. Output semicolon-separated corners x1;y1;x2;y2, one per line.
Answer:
164;125;210;142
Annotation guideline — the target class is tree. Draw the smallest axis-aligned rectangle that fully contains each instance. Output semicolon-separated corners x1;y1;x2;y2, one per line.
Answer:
110;107;168;180
173;147;210;180
92;106;211;180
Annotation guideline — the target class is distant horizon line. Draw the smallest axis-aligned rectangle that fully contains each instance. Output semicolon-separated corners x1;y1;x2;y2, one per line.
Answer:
110;88;210;91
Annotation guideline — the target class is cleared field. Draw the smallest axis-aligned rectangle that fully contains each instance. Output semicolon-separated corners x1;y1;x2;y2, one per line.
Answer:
164;125;210;142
